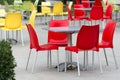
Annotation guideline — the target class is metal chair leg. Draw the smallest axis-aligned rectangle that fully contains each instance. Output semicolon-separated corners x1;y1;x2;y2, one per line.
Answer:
98;53;103;73
49;50;52;68
92;51;94;70
47;51;50;68
65;51;67;72
32;52;38;73
26;49;32;70
57;50;59;72
103;48;109;66
77;54;80;76
111;49;118;69
20;30;24;46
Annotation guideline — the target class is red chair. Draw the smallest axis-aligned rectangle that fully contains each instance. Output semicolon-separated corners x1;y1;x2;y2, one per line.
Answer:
103;4;113;20
74;4;86;20
26;24;59;72
66;5;81;26
65;25;100;76
98;21;118;69
48;19;69;47
93;0;102;7
76;0;81;4
81;0;90;8
86;6;103;25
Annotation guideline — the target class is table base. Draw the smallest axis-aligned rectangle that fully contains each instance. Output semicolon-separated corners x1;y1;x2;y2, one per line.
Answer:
55;62;87;72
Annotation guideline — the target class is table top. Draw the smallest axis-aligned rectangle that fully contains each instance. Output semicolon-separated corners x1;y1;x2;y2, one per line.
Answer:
82;1;95;3
42;26;81;33
74;8;92;11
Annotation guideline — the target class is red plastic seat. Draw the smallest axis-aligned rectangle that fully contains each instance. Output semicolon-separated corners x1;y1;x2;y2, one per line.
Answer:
74;4;87;20
98;21;118;68
103;4;113;20
48;19;69;47
88;6;103;21
66;5;82;26
81;0;90;8
86;6;103;26
26;24;59;72
65;25;100;76
76;0;81;4
93;0;102;7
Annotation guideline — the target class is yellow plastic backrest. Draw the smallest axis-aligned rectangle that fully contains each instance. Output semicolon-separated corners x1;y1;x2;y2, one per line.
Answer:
29;10;36;27
5;12;22;29
30;2;36;11
41;2;51;14
0;9;6;17
68;1;73;10
53;2;63;14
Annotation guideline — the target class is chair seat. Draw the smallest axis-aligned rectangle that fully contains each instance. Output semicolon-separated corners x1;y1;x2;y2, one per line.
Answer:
38;44;58;51
36;12;45;16
66;46;98;53
48;42;67;47
103;15;111;19
65;46;79;53
99;41;113;48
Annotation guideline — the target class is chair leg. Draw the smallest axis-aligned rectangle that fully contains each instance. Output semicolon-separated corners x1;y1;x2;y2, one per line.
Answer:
47;51;50;68
65;51;68;72
86;51;89;70
26;49;32;70
111;49;118;69
32;52;38;73
57;50;59;72
103;48;109;66
92;51;94;69
21;30;24;46
4;30;6;41
83;51;86;68
98;53;103;73
49;50;52;68
76;54;80;76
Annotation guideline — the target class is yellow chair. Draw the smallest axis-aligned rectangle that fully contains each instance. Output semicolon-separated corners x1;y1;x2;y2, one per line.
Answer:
63;1;73;15
22;10;37;28
30;2;36;11
48;1;63;19
29;10;37;28
34;0;39;9
36;2;51;24
0;9;6;27
3;12;24;46
0;18;5;27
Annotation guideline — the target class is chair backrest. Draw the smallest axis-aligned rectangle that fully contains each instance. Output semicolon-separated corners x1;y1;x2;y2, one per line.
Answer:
5;12;22;30
76;0;81;4
30;2;36;11
93;0;102;7
101;21;116;48
74;4;86;19
34;0;39;7
0;9;6;17
76;25;99;51
29;10;36;28
68;1;73;10
22;1;31;11
66;6;73;20
48;19;69;46
81;0;90;8
105;4;113;19
41;1;51;14
26;24;40;51
90;6;103;20
52;2;63;15
14;0;22;5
